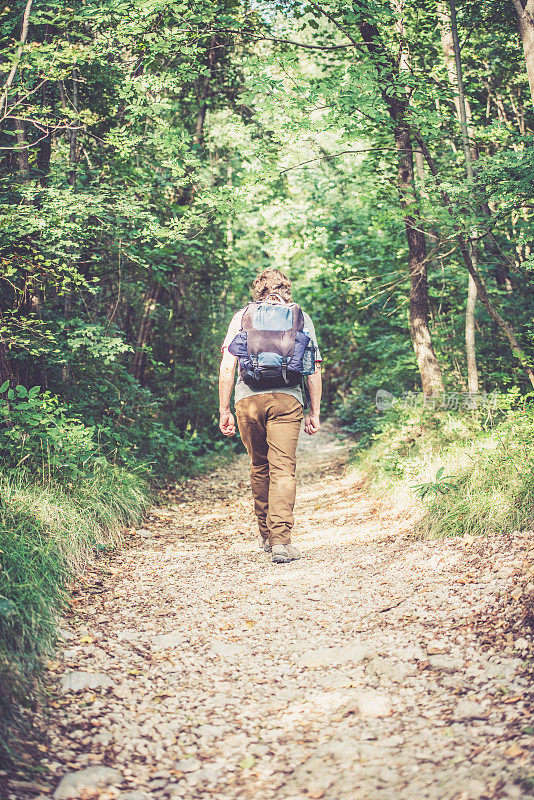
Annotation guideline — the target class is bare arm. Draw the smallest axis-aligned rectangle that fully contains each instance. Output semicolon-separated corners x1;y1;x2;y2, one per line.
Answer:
218;349;237;436
304;363;322;435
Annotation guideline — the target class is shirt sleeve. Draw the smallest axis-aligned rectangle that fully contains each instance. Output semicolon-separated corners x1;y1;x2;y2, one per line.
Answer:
221;310;244;353
303;312;322;362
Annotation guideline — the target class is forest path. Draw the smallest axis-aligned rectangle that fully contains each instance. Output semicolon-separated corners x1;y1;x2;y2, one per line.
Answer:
34;427;532;800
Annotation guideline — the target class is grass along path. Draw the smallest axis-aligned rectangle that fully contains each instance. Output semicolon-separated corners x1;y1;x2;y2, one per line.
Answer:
13;426;533;800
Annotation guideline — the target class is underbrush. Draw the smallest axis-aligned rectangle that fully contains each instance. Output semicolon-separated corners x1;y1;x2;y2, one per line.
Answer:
342;389;534;538
0;383;149;762
0;463;148;761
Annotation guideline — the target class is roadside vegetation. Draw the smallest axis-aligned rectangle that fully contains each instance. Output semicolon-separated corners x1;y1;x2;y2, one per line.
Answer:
0;381;149;756
339;394;534;539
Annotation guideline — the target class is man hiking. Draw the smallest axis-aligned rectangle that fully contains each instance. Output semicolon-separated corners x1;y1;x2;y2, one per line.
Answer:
218;268;322;564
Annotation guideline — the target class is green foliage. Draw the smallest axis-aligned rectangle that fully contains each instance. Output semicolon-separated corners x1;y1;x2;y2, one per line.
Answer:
412;467;458;500
349;392;534;538
420;407;534;537
0;382;100;477
0;462;148;756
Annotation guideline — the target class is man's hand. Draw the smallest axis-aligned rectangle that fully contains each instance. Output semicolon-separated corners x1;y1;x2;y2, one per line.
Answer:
304;413;320;436
219;410;236;436
305;366;322;436
218;350;237;436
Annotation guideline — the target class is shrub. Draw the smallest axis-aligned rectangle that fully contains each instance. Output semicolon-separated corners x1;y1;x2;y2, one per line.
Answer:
344;387;534;538
0;382;100;480
419;406;534;538
0;381;149;760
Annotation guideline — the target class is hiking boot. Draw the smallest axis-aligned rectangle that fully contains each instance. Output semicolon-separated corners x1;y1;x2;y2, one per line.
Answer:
272;543;303;563
259;536;272;553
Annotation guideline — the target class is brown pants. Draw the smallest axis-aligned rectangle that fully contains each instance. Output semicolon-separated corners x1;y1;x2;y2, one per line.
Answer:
235;393;303;546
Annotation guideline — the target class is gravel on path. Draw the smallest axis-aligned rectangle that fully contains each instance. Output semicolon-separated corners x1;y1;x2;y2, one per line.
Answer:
12;427;533;800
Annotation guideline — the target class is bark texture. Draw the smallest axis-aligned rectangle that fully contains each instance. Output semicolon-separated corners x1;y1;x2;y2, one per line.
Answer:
396;126;445;396
511;0;534;106
444;0;479;393
412;131;534;389
359;13;444;396
193;36;219;145
131;282;162;384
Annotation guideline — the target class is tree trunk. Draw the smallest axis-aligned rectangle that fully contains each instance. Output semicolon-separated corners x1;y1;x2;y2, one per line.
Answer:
399;5;441;274
446;0;479;393
59;75;79;186
36;83;52;187
444;32;513;293
481;202;513;292
0;0;33;112
396;125;445;396
68;70;78;187
0;333;13;387
193;36;218;145
194;76;209;145
465;269;478;394
511;0;534;106
37;128;51;187
14;112;30;180
358;11;444;395
58;72;79;390
60;293;72;388
0;332;14;429
130;282;162;384
508;88;526;132
411;130;534;388
437;2;478;159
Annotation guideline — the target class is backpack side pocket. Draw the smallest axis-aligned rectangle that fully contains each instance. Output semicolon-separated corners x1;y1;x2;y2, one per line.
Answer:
227;331;248;360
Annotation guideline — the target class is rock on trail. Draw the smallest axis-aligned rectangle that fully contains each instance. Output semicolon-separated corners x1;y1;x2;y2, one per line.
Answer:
12;426;533;799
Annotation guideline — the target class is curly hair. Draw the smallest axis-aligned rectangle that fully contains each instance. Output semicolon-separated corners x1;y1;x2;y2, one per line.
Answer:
251;268;292;303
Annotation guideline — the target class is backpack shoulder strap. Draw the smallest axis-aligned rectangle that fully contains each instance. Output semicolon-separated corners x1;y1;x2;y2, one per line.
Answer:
291;304;305;332
240;303;258;331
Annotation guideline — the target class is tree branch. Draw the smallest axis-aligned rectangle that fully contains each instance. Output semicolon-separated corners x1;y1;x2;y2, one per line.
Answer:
307;3;362;48
0;0;33;113
511;0;526;16
279;147;401;173
411;126;534;386
214;29;355;51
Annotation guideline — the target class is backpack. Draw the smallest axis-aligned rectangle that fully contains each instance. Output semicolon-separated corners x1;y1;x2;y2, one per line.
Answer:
228;301;315;390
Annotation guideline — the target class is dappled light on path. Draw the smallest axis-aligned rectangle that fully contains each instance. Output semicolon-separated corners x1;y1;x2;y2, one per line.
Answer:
32;427;532;800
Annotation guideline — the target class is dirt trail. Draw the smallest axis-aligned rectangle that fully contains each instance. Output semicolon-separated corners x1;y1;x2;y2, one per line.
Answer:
20;427;533;800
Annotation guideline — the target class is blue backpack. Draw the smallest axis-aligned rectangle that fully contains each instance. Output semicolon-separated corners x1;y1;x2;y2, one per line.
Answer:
228;301;315;390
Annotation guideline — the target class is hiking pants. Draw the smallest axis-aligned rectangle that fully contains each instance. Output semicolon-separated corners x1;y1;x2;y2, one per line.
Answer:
235;393;303;546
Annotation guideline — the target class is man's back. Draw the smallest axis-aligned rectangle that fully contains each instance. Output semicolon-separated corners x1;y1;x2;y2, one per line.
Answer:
222;301;321;407
218;269;323;564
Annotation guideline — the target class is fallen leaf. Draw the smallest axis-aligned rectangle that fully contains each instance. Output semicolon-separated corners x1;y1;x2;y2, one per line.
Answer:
504;743;524;758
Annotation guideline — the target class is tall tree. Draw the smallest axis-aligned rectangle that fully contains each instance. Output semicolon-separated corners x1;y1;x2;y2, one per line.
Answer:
317;3;445;396
511;0;534;104
441;0;479;394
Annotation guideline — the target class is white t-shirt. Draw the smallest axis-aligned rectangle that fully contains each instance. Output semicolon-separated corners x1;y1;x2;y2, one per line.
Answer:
221;304;322;406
